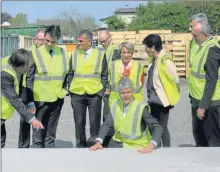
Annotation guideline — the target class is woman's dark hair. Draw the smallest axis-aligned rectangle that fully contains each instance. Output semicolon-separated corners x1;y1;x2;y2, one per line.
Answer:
142;34;162;52
8;48;31;67
45;25;61;39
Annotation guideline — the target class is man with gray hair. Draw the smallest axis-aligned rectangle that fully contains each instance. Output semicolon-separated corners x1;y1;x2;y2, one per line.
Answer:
68;30;108;148
89;77;162;153
188;12;219;147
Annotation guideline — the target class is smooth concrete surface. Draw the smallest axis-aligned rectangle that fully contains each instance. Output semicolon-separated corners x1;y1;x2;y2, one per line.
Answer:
1;148;220;172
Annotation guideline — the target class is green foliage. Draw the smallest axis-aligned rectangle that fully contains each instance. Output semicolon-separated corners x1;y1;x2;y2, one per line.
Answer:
182;1;220;34
9;13;28;25
104;15;126;31
129;2;188;32
1;12;12;24
128;1;220;34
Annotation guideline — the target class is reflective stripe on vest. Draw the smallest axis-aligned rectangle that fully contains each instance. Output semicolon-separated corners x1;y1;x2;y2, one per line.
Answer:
73;49;102;78
111;60;142;92
111;100;147;140
190;43;220;80
33;47;68;102
1;62;19;120
189;40;199;69
106;45;117;62
34;47;68;80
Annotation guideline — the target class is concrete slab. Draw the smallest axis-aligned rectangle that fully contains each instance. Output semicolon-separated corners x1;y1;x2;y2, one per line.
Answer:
2;148;220;172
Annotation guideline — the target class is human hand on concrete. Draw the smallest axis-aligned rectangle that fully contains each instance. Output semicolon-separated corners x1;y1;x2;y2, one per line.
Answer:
89;141;103;151
137;142;154;154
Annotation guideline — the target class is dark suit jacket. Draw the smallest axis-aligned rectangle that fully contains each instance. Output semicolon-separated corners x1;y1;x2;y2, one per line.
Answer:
97;105;163;145
199;45;220;109
1;71;34;122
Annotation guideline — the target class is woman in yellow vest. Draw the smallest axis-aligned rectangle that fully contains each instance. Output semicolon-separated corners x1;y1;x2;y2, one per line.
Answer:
143;34;180;147
1;49;43;148
108;42;145;111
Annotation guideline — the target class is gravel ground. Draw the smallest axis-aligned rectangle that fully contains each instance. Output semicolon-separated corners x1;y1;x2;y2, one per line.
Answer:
4;78;195;148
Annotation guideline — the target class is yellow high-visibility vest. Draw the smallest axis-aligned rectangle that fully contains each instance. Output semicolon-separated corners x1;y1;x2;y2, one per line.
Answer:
1;56;19;120
109;59;144;106
105;44;119;63
111;99;151;148
188;38;220;100
158;53;180;105
69;48;105;95
31;45;69;102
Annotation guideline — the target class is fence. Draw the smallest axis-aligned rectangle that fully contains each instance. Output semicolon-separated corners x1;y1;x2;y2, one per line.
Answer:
1;35;34;57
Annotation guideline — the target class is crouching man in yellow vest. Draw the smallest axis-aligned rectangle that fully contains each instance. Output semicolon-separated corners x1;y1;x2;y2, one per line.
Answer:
89;78;162;153
1;49;43;148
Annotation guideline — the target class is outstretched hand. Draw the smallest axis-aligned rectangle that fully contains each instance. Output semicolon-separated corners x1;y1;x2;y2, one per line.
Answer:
89;142;103;151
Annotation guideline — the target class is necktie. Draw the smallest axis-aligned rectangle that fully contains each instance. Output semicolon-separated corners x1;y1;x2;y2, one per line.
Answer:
84;52;88;59
49;49;54;57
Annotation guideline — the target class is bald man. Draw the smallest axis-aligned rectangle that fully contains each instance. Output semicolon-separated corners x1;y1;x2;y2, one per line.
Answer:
97;30;121;147
98;30;120;63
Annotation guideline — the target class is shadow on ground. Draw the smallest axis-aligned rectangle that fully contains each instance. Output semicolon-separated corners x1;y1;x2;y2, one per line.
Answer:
179;144;195;147
55;140;74;148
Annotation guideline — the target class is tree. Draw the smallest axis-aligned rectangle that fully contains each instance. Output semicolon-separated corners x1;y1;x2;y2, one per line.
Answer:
129;1;220;34
104;15;126;31
1;12;12;24
183;1;220;34
128;2;189;32
9;13;28;25
55;8;97;37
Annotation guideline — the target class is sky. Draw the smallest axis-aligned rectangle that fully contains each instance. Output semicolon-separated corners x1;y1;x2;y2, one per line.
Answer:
2;1;147;24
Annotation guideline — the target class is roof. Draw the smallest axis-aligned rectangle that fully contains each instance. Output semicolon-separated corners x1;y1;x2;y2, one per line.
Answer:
99;8;137;21
114;8;137;14
100;16;111;22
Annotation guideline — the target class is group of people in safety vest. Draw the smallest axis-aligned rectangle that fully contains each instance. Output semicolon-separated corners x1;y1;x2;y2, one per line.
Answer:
1;12;220;151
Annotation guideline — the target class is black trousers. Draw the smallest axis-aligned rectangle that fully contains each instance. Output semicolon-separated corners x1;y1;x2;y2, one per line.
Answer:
71;93;102;148
1;120;6;148
18;117;31;148
32;98;64;148
205;105;220;147
102;95;110;121
102;94;115;148
149;103;171;147
191;106;209;147
18;86;31;148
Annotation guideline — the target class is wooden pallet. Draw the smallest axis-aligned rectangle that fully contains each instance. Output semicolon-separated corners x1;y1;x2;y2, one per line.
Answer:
107;31;195;77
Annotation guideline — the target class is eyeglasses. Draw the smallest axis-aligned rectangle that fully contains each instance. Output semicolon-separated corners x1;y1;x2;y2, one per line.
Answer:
45;38;57;44
99;37;109;44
